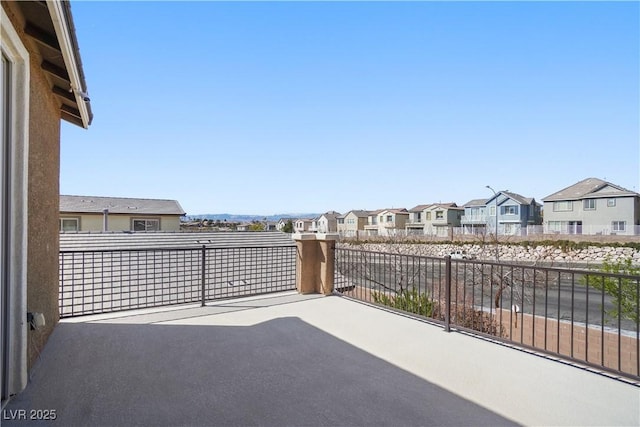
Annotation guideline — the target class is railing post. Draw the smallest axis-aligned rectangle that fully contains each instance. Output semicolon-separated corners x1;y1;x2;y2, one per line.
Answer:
444;255;452;333
201;245;206;307
293;233;339;295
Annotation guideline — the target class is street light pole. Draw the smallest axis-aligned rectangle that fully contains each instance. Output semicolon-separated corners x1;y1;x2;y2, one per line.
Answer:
486;185;499;260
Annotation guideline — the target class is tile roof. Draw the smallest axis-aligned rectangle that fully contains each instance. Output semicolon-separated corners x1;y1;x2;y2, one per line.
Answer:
542;178;639;202
409;204;433;212
60;195;185;215
344;210;370;218
320;211;341;220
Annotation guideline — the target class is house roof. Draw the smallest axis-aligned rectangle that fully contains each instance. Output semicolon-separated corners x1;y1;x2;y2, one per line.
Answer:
501;191;538;206
60;195;186;215
409;204;432;212
464;199;488;207
15;1;93;128
380;208;408;215
542;178;639;202
342;210;370;218
426;202;459;210
320;211;341;221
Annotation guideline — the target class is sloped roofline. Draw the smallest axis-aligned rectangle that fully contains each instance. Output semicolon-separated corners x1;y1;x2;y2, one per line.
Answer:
48;1;93;128
60;195;186;215
542;177;639;202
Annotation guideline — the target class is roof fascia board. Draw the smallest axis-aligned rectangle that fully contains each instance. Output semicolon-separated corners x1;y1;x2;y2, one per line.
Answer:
47;0;90;128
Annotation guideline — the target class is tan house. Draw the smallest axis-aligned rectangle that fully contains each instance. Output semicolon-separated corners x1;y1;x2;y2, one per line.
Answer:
337;210;370;237
406;204;432;235
364;208;409;237
294;218;313;233
314;211;341;233
60;195;186;232
2;0;93;401
424;203;463;237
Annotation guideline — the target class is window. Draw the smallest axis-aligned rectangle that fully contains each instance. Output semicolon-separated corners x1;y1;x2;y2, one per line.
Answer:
607;199;616;207
59;218;79;232
502;206;518;215
583;199;596;210
548;221;563;232
133;218;160;231
386;215;393;222
553;201;573;212
435;211;444;219
612;221;626;232
426;212;431;221
489;205;496;216
416;212;421;222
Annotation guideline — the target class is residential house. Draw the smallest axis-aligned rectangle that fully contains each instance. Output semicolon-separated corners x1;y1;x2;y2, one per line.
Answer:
60;195;186;232
315;211;341;233
236;223;251;231
462;192;541;236
294;218;313;233
364;208;409;237
460;199;489;234
264;221;278;231
406;204;431;235
424;203;463;237
542;178;640;235
337;210;370;237
2;0;93;400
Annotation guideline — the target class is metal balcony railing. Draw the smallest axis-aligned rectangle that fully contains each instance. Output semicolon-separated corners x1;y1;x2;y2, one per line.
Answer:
59;245;296;317
334;247;640;381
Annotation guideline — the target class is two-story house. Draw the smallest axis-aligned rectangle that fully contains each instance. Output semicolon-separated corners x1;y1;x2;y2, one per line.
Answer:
337;210;370;237
294;218;313;233
462;192;541;236
542;178;640;235
461;199;489;234
364;208;409;237
491;191;541;236
406;204;431;235
423;203;463;237
315;211;341;233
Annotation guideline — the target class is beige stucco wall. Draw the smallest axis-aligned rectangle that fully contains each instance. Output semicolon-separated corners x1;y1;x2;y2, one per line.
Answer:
61;213;182;232
3;1;63;369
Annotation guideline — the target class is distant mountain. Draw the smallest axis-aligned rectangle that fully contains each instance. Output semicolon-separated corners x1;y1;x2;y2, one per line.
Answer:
184;213;320;222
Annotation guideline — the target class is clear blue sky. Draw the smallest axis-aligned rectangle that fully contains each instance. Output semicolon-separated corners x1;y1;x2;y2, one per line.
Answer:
61;1;640;216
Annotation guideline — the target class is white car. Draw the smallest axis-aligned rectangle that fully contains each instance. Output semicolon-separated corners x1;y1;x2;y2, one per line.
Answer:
449;250;476;260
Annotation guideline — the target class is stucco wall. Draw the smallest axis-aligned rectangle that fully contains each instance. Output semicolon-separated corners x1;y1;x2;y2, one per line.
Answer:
544;197;638;235
27;45;61;370
3;1;63;370
61;213;182;232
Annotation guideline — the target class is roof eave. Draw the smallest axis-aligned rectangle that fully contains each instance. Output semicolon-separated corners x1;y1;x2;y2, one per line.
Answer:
48;0;92;128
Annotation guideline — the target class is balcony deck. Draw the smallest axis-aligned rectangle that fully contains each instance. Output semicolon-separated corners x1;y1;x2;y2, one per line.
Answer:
3;292;638;426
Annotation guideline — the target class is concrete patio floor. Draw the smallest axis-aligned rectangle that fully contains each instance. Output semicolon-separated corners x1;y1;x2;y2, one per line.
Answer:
3;292;639;426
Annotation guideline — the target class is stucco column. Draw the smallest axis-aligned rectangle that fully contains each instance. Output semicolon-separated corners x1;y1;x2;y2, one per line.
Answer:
293;233;339;295
317;234;337;295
